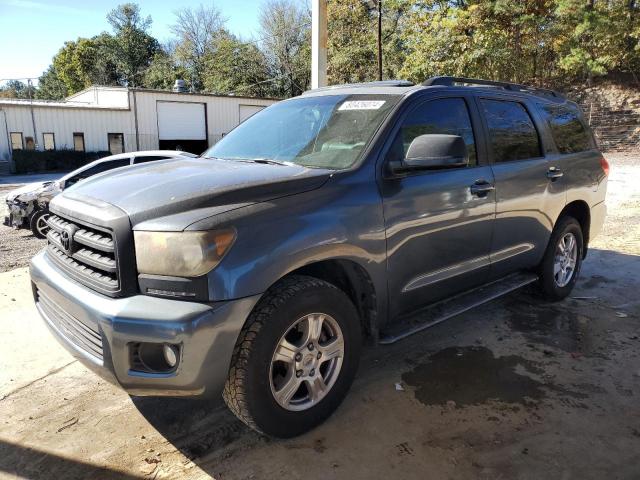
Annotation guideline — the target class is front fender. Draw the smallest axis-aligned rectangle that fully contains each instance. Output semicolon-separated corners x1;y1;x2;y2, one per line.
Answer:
195;172;388;318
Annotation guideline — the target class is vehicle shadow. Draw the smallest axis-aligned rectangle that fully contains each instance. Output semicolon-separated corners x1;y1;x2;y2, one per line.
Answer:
0;438;142;480
131;247;639;476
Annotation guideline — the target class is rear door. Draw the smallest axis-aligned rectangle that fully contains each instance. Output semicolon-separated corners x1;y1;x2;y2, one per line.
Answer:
477;95;565;278
381;95;496;318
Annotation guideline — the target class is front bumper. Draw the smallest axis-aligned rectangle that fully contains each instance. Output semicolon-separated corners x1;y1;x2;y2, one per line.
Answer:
30;250;261;397
5;200;32;228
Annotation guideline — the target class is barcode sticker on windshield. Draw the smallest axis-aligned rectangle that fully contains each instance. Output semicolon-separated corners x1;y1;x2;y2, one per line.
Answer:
338;100;385;111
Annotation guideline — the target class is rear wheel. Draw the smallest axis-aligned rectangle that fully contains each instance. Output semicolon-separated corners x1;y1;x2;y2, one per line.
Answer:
30;210;50;239
223;275;361;437
538;216;583;300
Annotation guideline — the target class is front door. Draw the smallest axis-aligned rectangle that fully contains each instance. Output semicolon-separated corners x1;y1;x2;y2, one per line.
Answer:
381;96;496;319
477;97;565;278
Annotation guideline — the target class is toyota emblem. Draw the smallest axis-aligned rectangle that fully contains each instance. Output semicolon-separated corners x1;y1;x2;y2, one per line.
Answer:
60;225;77;254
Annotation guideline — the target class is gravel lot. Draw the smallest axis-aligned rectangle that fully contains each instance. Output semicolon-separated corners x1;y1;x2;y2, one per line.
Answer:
0;155;639;480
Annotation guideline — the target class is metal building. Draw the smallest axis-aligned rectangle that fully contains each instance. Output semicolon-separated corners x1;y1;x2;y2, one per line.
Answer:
0;86;278;172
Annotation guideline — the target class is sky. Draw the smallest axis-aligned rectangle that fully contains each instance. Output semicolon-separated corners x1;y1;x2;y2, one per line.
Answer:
0;0;266;82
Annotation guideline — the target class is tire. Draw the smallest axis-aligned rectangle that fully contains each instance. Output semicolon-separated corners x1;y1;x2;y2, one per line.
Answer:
223;275;362;438
30;210;50;239
538;216;584;301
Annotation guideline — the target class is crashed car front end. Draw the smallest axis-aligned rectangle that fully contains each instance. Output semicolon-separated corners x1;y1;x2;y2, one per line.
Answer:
4;196;36;228
3;181;61;229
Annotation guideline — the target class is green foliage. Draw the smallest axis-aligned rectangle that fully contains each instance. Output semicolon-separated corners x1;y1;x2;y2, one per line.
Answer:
0;80;36;99
106;3;160;86
203;33;272;96
31;0;640;102
399;0;640;86
12;150;111;174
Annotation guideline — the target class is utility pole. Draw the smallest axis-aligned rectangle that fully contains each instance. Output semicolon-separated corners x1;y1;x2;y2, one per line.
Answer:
377;0;382;81
311;0;328;89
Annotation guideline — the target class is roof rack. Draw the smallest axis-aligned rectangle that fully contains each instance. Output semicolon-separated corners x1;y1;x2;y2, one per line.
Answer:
422;76;563;99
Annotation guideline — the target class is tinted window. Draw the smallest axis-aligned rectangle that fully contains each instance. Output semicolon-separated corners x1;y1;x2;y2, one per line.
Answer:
134;155;170;164
481;99;542;162
390;98;477;166
66;158;130;186
540;104;592;154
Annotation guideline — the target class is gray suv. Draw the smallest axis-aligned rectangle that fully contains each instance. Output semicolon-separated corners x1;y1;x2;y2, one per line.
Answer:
30;77;608;437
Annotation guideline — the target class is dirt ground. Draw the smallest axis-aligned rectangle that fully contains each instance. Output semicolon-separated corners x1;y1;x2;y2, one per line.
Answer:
0;156;639;480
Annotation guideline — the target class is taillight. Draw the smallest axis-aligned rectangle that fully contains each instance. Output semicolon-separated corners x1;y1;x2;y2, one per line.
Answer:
599;156;609;176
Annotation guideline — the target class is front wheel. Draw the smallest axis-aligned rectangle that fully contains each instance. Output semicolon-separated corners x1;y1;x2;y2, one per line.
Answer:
538;216;584;301
223;275;361;437
30;210;50;239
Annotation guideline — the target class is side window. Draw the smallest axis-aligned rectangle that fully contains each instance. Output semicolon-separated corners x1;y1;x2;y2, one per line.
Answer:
390;98;477;166
480;99;542;162
66;158;130;186
134;155;169;164
25;136;35;150
43;133;55;151
108;133;124;154
10;132;23;150
540;104;592;154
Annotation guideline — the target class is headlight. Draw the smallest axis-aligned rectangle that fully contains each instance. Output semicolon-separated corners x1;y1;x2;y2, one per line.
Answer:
134;229;236;277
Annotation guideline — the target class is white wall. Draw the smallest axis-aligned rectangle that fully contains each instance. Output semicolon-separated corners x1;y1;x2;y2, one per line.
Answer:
0;89;279;161
134;91;277;149
0;104;134;160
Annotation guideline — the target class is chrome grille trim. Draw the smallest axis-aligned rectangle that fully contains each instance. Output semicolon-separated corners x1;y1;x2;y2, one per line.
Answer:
46;214;119;293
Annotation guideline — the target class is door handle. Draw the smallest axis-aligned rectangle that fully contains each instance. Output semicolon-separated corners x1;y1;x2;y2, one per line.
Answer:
470;181;495;196
546;167;563;180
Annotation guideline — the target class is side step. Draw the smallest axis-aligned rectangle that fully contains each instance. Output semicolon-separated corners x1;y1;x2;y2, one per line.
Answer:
379;272;538;345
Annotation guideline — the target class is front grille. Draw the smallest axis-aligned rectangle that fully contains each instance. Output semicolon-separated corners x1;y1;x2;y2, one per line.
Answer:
36;288;103;361
46;213;119;294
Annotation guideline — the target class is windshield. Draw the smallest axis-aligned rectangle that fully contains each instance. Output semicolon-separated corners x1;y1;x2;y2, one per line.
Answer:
203;94;400;169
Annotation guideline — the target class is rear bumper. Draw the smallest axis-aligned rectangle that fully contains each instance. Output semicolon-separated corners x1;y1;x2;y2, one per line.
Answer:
30;250;261;397
589;201;606;242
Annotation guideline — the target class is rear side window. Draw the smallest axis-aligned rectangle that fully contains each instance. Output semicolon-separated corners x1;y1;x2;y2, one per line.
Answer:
480;99;542;162
540;104;592;154
392;97;477;166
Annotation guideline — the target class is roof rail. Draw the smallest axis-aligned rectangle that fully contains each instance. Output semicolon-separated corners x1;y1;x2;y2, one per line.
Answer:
423;76;563;99
308;79;415;92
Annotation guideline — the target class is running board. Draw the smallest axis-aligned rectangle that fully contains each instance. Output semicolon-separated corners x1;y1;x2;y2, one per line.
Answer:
379;272;538;345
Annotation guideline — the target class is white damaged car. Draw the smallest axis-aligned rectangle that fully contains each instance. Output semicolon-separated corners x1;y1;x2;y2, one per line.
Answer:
3;150;196;238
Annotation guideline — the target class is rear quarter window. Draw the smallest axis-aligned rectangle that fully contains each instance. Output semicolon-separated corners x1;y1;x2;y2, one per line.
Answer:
540;103;592;154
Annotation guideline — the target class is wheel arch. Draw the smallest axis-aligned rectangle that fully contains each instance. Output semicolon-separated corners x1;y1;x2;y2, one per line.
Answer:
556;200;591;258
259;259;380;344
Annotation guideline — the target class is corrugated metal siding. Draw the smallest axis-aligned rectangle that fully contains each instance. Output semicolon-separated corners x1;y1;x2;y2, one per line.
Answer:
0;90;279;160
134;92;277;149
0;104;134;159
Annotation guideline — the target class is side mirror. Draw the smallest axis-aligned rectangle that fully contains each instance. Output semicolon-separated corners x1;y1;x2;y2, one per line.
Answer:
391;134;468;173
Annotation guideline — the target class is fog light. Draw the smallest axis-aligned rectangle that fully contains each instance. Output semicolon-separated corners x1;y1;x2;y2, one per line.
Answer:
163;344;179;368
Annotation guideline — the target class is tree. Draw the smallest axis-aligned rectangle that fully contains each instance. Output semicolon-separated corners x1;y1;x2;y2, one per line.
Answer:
107;3;160;86
36;66;68;100
202;33;272;96
327;0;410;84
259;0;311;97
0;80;36;99
143;48;189;90
171;3;227;91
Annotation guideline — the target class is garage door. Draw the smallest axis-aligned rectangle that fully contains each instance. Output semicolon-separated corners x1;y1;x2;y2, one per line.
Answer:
157;102;206;140
239;105;265;123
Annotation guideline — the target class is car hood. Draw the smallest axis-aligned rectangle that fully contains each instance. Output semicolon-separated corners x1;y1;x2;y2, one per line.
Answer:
58;158;332;228
6;181;59;203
